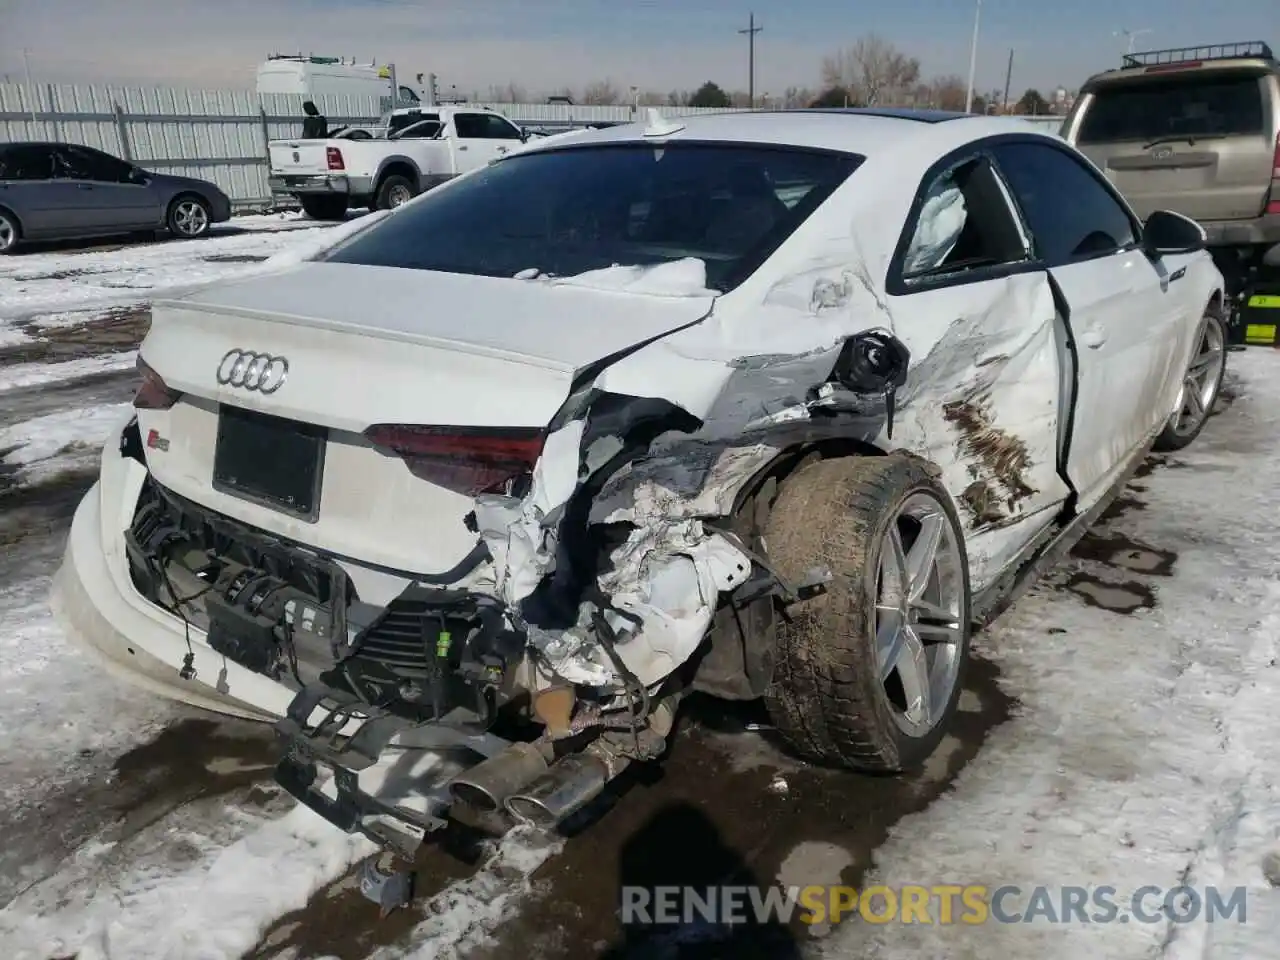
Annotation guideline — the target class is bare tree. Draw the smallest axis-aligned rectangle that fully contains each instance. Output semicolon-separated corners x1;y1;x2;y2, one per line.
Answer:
821;34;921;106
485;81;528;103
927;74;967;111
637;90;667;106
781;86;816;109
581;80;621;105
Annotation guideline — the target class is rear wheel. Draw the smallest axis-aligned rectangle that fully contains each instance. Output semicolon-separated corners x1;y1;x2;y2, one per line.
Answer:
299;195;349;221
1154;304;1227;452
0;209;19;254
375;175;415;210
762;455;971;772
167;196;211;239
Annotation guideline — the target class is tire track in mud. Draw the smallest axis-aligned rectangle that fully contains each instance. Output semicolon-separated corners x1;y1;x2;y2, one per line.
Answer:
0;304;150;366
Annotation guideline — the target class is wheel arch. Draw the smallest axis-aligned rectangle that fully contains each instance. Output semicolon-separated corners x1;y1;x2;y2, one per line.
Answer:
374;158;421;193
0;203;24;241
692;436;897;701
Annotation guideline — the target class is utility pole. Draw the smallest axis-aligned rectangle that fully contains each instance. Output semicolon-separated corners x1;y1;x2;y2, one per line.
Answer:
964;0;982;113
1116;28;1153;55
739;13;762;108
1001;48;1014;113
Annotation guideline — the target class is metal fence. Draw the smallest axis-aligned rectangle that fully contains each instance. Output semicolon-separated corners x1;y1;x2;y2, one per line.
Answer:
0;81;1064;208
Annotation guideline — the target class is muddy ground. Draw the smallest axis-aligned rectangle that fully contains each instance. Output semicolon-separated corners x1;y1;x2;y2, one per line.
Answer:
0;302;1205;959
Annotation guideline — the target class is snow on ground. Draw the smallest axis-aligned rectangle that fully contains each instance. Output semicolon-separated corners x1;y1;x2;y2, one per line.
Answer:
0;211;351;325
0;404;132;487
0;352;137;392
828;349;1280;958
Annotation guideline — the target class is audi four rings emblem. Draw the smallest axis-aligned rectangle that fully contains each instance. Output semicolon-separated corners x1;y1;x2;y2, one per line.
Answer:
216;350;289;393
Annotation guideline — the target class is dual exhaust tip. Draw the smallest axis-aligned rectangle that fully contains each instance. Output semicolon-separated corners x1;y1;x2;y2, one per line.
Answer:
447;740;624;828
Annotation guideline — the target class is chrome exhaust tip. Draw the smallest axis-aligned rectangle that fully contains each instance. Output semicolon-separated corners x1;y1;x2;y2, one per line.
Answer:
504;748;629;828
447;741;549;812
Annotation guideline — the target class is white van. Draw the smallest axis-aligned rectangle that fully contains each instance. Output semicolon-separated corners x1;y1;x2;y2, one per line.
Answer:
256;55;422;105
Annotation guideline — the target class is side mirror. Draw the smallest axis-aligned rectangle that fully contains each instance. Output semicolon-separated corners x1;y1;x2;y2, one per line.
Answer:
1142;209;1206;257
128;166;149;185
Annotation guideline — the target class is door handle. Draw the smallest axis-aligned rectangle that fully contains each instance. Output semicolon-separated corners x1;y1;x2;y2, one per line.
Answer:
496;146;508;154
77;183;94;190
1080;325;1108;349
457;145;468;150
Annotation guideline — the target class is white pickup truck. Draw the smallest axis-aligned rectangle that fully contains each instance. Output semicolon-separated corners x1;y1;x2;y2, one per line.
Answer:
267;106;530;219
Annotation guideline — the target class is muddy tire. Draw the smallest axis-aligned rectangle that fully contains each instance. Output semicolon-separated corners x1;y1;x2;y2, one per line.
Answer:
375;174;415;211
762;455;972;773
1153;304;1227;453
299;195;348;221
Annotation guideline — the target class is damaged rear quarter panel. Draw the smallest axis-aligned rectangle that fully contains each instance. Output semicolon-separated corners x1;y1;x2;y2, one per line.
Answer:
477;130;1078;688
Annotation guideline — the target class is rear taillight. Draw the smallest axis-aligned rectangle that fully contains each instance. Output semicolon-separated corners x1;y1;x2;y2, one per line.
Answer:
133;355;181;410
363;424;545;496
326;146;345;171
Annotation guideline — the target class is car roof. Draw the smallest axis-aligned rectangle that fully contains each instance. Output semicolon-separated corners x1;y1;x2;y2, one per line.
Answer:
517;109;1054;156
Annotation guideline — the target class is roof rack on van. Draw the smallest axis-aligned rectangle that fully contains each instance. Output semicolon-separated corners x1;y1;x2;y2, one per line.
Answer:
1121;41;1275;69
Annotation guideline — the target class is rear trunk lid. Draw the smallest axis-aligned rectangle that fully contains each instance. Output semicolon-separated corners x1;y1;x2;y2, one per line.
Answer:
135;262;715;577
1073;68;1276;221
268;140;336;177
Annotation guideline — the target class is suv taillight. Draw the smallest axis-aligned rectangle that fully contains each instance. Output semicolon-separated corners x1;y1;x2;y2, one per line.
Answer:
133;356;181;410
363;424;545;496
326;146;344;171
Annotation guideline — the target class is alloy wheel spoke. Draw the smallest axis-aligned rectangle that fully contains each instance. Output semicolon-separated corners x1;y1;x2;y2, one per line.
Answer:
895;625;933;728
904;512;945;602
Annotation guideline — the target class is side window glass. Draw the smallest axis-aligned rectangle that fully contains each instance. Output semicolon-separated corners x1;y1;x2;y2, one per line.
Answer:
56;145;127;182
991;141;1136;264
387;111;422;135
397;119;441;139
900;156;1029;284
490;116;524;140
0;145;55;180
453;114;486;139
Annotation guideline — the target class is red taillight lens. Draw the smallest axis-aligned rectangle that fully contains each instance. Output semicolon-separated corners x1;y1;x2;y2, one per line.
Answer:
326;146;344;171
363;424;546;496
133;355;181;410
1272;130;1280;178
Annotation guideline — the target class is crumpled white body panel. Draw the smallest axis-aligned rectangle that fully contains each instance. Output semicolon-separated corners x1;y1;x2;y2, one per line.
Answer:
469;118;1215;693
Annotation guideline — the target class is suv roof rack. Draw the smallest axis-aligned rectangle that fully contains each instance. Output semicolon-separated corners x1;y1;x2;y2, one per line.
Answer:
1121;41;1275;69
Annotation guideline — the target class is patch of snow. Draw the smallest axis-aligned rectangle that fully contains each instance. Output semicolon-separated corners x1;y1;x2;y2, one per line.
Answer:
1;793;375;959
554;257;719;297
0;353;137;393
0;404;132;485
0;222;346;321
368;827;563;960
826;351;1280;959
255;209;391;270
0;576;175;899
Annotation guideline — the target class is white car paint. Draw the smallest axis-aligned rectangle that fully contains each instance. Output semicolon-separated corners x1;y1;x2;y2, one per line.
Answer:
53;110;1223;721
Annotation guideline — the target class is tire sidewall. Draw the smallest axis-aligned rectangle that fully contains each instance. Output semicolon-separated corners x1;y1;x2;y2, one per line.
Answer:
167;196;210;238
1154;306;1227;452
855;466;972;768
0;210;19;253
377;175;414;210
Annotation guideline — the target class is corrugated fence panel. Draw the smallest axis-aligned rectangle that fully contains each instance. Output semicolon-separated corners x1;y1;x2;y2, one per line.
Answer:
0;79;1072;205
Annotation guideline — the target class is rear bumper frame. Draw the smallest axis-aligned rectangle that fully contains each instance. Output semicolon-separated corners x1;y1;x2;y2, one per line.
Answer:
268;173;375;197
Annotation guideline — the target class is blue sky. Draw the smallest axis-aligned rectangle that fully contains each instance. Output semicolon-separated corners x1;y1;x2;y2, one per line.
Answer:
1;0;1273;97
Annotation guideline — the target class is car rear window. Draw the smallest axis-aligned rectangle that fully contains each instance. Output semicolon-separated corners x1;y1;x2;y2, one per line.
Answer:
1077;73;1265;143
323;142;862;292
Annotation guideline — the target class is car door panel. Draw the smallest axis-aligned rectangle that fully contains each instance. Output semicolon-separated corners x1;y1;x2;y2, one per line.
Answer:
0;144;69;236
990;138;1189;508
882;152;1074;592
55;145;154;231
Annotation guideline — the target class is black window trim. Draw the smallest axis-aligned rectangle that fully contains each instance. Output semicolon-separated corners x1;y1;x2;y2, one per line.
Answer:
885;142;1040;297
986;133;1145;268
